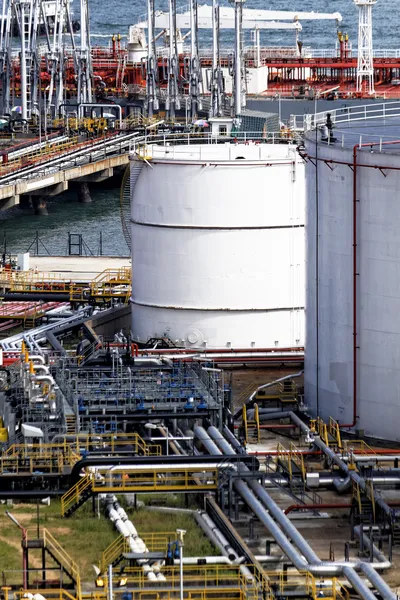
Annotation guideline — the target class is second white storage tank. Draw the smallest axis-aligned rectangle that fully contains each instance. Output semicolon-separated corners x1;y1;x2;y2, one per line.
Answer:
305;119;400;441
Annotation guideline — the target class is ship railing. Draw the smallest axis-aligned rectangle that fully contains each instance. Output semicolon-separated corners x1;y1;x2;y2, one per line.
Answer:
291;100;400;132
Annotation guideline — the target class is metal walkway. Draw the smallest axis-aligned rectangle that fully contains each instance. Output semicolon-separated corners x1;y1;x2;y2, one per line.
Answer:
61;466;220;517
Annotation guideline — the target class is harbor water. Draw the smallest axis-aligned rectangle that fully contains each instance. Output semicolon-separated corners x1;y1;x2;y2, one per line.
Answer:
87;0;398;50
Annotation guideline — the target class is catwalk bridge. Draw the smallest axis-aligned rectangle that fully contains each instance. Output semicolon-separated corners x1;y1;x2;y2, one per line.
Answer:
0;130;140;211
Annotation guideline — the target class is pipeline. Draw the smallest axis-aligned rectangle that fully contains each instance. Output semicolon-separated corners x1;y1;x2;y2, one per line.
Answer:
70;454;258;483
195;426;396;598
195;511;237;561
257;410;396;520
105;495;165;582
235;370;303;419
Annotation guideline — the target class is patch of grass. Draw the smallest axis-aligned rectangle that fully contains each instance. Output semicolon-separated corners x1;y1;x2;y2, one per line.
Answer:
125;506;219;558
0;498;218;583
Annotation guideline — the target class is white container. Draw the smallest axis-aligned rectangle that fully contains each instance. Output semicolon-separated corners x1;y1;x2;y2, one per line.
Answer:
17;252;29;271
130;141;305;349
304;128;400;441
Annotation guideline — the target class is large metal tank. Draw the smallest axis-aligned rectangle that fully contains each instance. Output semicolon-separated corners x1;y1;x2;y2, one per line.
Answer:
305;121;400;441
130;140;305;349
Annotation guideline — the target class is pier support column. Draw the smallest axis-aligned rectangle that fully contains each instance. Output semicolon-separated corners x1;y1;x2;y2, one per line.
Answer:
19;195;32;210
77;182;92;203
32;196;48;216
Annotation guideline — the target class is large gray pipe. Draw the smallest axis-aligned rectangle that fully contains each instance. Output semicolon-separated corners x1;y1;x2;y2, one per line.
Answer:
223;425;245;454
196;425;394;598
197;511;238;561
353;526;396;600
342;567;377;600
207;426;322;564
193;512;233;559
360;563;396;600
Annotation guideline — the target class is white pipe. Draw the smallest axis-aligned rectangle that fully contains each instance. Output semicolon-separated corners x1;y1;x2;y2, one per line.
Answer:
32;375;55;387
28;355;45;364
199;512;238;561
32;365;50;374
107;463;235;472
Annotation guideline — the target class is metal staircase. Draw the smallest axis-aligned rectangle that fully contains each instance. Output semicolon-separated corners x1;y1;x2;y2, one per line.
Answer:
352;480;375;525
120;160;144;249
242;403;260;444
65;414;77;434
61;474;93;517
23;528;81;596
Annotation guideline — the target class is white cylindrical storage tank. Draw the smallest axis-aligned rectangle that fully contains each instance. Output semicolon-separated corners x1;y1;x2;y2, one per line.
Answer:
305;122;400;441
130;141;305;349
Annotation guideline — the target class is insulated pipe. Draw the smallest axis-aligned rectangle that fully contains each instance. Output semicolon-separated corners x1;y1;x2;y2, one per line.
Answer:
28;355;45;364
199;511;238;561
32;364;50;374
360;563;397;600
207;426;322;565
333;476;352;493
290;413;394;520
199;427;393;587
246;370;303;410
32;375;55;387
342;567;377;600
193;512;232;558
175;557;232;565
222;425;245;454
257;411;395;520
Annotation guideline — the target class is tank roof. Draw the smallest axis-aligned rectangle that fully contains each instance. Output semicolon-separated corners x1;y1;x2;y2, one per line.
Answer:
307;117;400;152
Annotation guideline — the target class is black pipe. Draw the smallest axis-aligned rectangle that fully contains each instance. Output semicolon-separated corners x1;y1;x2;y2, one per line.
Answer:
0;491;61;498
70;454;259;483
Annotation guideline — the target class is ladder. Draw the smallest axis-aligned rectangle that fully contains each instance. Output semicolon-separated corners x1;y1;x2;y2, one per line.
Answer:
242;403;260;444
120;160;144;249
65;414;77;434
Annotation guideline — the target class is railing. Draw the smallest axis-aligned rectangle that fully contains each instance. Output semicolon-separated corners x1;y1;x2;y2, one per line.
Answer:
130;131;300;157
1;442;81;474
289;441;306;482
291;100;400;132
0;266;132;305
89;267;131;303
15;590;78;600
92;467;219;493
60;473;92;516
116;563;268;595
0;131;137;186
100;532;177;573
277;442;306;482
63;433;161;456
328;417;343;450
242;403;260;444
0;136;80;177
42;529;81;599
310;416;330;446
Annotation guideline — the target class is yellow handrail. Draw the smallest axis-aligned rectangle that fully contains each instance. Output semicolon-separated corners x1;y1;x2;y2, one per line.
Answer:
61;474;93;516
329;417;343;449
